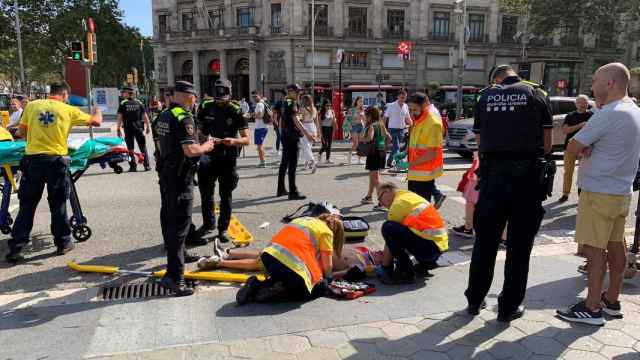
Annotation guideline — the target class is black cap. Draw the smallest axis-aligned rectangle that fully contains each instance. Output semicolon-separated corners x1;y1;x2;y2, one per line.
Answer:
287;83;302;92
122;86;134;92
408;92;428;105
214;79;232;100
174;81;196;95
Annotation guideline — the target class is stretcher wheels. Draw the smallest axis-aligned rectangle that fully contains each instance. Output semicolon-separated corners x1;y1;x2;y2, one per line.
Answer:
69;216;87;227
0;224;11;235
72;225;92;242
111;164;123;174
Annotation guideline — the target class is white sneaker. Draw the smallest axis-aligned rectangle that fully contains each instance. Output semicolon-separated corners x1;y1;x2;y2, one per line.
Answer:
358;158;364;165
311;163;317;174
197;255;221;270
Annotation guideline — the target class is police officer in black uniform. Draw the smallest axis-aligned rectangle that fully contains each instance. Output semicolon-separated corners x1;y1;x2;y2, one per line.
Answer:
465;65;553;322
196;79;250;243
156;81;214;296
117;87;151;172
276;84;313;200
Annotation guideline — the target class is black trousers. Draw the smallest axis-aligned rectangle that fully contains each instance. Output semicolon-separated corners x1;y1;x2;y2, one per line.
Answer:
465;159;544;313
124;127;149;168
198;155;238;232
160;174;194;281
10;155;71;251
259;253;325;301
381;221;442;274
278;138;299;194
408;180;444;203
319;126;333;161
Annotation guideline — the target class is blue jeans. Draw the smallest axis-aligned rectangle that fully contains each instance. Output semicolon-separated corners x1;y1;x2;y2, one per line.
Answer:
388;128;406;165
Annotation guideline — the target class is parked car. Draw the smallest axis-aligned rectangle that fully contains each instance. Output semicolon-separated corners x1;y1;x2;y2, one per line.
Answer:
445;96;595;158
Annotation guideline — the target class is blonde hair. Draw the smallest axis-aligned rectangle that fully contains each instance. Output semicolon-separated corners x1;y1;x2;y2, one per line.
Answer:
318;214;344;257
575;94;589;103
378;182;399;194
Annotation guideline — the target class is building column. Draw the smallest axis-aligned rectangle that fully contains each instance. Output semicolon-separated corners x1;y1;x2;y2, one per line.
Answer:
192;49;201;97
219;49;228;81
261;0;271;36
373;0;383;39
416;48;427;90
489;0;499;44
249;48;258;96
334;0;344;37
167;51;175;87
224;0;232;31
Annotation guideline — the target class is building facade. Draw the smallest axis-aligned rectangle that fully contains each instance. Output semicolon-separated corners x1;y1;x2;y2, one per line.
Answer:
151;0;630;102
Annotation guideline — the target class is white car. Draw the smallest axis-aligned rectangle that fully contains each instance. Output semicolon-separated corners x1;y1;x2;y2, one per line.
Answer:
446;96;595;158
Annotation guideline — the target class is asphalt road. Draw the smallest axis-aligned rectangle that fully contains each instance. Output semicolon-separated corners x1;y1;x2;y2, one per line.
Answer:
0;127;637;294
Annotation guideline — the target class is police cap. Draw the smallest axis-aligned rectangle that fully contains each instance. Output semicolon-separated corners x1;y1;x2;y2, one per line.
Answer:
407;92;428;105
488;64;515;84
287;83;302;92
174;81;196;95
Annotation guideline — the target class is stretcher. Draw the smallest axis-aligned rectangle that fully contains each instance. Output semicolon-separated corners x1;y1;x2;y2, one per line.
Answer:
0;137;131;241
67;261;266;283
214;203;253;247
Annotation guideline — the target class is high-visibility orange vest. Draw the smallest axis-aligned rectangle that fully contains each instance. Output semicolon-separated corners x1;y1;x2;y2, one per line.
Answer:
263;218;327;292
402;202;448;251
408;109;444;181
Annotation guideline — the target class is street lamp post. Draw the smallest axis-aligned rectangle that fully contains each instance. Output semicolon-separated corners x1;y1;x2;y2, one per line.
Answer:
454;0;466;120
13;0;26;94
311;2;326;103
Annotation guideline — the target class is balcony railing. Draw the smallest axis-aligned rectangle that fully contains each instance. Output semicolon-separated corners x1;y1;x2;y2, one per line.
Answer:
468;33;489;44
271;25;284;34
428;32;455;41
227;26;259;35
529;37;553;47
595;37;617;49
498;34;518;44
560;36;582;48
305;25;331;36
384;29;410;39
345;27;372;39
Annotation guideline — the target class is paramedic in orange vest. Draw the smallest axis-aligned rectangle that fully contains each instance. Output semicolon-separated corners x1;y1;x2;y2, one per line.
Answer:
376;182;448;284
406;92;446;209
236;214;344;305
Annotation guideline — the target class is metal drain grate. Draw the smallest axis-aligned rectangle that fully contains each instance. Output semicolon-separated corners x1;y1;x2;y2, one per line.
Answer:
97;280;198;301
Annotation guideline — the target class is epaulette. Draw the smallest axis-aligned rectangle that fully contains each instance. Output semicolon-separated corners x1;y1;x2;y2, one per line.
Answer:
229;100;242;113
201;99;214;107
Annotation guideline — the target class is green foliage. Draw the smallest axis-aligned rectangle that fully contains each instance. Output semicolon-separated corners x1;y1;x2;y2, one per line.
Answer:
631;68;640;76
0;0;154;90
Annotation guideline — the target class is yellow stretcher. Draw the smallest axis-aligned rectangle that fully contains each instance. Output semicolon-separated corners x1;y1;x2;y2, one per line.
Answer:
68;261;265;283
214;203;253;247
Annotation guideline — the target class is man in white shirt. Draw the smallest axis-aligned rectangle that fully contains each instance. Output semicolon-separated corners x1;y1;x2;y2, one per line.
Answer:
252;91;268;167
240;98;250;114
7;98;23;128
383;90;412;167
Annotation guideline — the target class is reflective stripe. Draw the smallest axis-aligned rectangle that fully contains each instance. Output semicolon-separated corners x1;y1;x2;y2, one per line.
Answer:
268;242;315;288
408;168;443;177
408;203;430;218
170;107;192;122
419;227;448;238
411;144;431;150
285;223;319;252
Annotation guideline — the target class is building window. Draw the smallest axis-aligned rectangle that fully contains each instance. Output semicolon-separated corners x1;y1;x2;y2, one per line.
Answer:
271;4;282;33
427;54;450;69
308;4;328;36
348;7;368;37
345;51;368;68
237;7;254;29
159;14;168;33
466;56;485;71
387;9;405;38
468;14;485;42
383;53;403;68
182;60;193;75
637;47;640;62
432;12;450;38
305;51;331;67
501;16;517;43
182;13;194;31
209;8;224;30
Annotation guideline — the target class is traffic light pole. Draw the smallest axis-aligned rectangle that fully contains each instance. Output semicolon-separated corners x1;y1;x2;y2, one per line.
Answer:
85;63;94;139
455;0;466;120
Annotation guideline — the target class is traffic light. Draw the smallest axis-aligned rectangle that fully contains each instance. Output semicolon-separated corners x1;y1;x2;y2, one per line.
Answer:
71;41;84;61
397;41;412;60
87;33;98;64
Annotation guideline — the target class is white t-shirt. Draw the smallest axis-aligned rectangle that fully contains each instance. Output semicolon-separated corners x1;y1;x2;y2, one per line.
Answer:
384;101;410;129
254;101;266;129
8;108;23;128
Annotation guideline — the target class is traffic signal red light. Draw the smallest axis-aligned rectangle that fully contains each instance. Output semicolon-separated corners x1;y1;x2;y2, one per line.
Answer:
396;41;412;59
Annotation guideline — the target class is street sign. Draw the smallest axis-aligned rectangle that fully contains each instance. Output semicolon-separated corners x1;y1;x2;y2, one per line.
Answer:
336;48;344;64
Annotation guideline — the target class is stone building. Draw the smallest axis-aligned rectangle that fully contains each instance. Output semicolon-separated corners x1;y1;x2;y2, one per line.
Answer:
151;0;630;102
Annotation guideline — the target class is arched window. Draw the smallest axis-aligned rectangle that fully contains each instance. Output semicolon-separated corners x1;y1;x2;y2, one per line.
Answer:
235;58;250;75
181;60;193;75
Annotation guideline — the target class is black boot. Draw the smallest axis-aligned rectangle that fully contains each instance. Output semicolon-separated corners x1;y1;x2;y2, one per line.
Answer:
159;277;195;297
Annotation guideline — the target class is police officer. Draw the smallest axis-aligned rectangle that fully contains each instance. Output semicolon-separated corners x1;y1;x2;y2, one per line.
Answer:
277;84;313;200
196;79;249;243
117;87;151;172
156;81;214;296
5;81;102;262
465;65;552;322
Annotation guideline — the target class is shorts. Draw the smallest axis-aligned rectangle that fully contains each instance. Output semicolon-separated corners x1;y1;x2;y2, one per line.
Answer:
350;123;363;134
575;190;631;250
366;149;386;171
254;128;268;145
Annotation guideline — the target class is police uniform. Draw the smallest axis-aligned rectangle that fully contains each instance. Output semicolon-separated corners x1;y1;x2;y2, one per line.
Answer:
156;82;199;290
277;84;306;199
7;97;93;261
196;96;248;240
117;93;150;171
465;73;553;320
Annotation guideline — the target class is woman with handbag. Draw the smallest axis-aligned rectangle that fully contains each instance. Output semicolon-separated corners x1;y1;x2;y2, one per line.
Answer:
361;106;391;210
299;95;321;173
347;97;366;164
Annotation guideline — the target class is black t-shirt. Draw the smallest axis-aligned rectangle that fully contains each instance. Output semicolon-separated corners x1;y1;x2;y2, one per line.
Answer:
156;103;197;181
280;97;302;141
197;100;248;159
563;111;593;148
117;99;146;129
473;76;553;157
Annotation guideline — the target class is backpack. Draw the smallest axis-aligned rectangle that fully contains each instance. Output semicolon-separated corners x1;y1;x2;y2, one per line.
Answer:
281;201;341;223
342;216;370;243
262;102;273;124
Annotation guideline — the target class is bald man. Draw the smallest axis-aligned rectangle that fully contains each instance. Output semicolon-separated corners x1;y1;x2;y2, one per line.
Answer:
557;63;640;326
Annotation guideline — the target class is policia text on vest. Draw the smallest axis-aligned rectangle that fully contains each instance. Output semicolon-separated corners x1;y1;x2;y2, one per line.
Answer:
465;68;553;322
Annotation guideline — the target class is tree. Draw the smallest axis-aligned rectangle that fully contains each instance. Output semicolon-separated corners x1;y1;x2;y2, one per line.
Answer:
0;0;154;92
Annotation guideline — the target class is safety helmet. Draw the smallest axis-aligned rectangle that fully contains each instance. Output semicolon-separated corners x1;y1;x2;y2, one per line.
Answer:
214;79;232;101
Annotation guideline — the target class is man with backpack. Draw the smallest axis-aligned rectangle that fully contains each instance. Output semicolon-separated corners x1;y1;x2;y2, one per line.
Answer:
252;91;272;167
